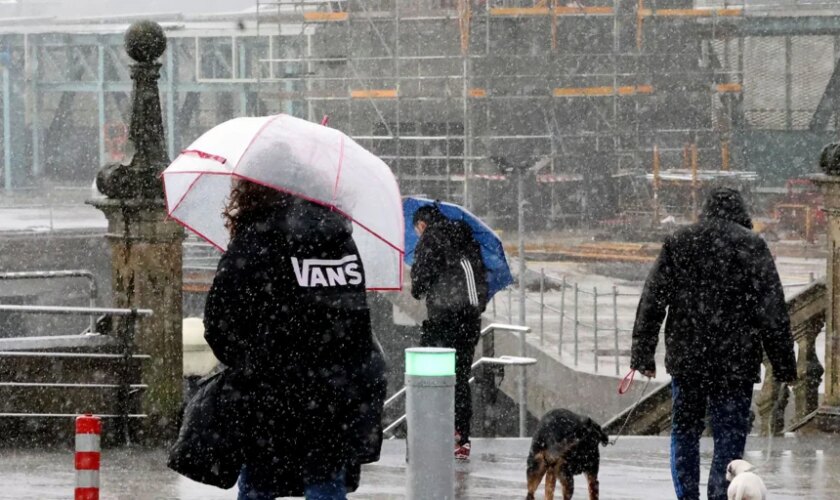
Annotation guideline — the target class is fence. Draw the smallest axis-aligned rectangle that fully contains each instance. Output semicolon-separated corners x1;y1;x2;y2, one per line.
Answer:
0;270;98;334
0;304;152;444
491;267;821;376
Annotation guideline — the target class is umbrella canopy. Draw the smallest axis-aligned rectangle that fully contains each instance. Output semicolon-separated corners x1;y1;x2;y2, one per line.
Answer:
163;114;404;291
402;197;513;298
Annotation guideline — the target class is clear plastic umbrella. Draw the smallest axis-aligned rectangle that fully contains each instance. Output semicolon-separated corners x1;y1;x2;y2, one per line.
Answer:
162;114;404;290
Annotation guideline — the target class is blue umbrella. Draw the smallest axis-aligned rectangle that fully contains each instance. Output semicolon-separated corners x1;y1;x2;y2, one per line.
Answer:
403;197;513;299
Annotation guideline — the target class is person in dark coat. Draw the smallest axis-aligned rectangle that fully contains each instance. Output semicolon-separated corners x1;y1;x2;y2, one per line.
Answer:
630;187;797;500
411;204;488;460
203;179;386;500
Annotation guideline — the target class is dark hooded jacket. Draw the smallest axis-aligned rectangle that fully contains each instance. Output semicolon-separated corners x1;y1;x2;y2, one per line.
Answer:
630;188;796;383
411;213;489;317
200;200;386;495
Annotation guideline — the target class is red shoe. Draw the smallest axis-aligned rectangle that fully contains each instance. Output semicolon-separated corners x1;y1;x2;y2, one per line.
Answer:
454;441;471;461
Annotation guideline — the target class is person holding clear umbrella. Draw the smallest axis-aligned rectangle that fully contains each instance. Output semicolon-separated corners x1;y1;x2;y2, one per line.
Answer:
162;114;402;498
202;180;386;500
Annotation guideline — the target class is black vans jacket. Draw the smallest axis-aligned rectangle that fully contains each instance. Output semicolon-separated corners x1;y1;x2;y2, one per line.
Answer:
191;200;386;495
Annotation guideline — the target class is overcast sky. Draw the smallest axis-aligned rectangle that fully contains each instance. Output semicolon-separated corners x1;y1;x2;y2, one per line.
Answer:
0;0;257;19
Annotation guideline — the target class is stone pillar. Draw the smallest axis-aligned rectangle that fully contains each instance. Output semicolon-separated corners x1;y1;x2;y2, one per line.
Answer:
807;144;840;432
794;326;824;421
88;20;183;441
756;360;788;436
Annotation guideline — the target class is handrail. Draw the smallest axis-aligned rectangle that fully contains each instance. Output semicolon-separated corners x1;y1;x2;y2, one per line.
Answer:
0;382;147;389
382;354;537;437
383;415;406;435
0;305;153;316
0;413;148;418
0;303;153;443
0;334;117;350
498;264;822;375
0;270;99;333
481;322;530;335
473;355;537;367
383;323;530;410
0;351;151;359
383;387;406;408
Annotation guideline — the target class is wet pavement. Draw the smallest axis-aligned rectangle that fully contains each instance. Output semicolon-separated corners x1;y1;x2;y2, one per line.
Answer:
1;436;838;499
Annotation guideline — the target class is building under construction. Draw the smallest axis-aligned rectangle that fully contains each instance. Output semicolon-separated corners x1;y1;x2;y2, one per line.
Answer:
0;0;839;228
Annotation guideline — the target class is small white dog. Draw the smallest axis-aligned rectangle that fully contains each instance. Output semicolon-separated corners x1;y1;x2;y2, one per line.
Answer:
726;459;767;500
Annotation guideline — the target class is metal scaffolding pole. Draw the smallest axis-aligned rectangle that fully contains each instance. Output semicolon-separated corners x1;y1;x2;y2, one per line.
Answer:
3;66;10;191
97;43;106;167
517;165;527;436
166;43;176;160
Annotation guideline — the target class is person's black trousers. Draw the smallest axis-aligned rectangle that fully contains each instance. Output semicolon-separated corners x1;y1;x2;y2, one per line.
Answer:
670;376;754;500
420;307;482;445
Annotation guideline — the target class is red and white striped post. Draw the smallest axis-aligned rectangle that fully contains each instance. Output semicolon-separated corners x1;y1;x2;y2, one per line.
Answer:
75;414;101;500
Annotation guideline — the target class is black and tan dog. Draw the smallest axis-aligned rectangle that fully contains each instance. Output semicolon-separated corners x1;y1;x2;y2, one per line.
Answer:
525;409;609;500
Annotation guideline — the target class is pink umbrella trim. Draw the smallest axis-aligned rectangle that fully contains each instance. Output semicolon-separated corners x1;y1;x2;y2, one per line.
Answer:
181;149;228;164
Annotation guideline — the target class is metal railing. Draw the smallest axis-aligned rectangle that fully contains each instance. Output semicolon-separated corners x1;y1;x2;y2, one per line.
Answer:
0;304;153;443
0;270;99;334
493;268;822;376
382;323;535;438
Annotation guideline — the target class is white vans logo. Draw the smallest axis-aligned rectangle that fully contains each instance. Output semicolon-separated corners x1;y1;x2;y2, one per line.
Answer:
291;255;363;287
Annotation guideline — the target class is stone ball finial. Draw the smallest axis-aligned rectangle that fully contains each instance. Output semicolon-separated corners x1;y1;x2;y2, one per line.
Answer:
125;20;167;63
819;142;840;176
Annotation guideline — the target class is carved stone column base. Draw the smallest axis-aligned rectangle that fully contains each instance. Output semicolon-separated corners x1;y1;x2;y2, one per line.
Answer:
89;198;184;443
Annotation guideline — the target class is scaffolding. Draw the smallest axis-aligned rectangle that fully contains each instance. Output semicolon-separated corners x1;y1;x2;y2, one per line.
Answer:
243;0;756;225
0;1;837;229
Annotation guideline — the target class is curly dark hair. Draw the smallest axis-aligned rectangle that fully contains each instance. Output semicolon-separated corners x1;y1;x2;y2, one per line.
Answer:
223;178;293;237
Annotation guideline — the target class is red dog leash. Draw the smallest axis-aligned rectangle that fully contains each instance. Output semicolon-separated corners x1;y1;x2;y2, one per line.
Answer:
617;369;636;395
610;369;652;445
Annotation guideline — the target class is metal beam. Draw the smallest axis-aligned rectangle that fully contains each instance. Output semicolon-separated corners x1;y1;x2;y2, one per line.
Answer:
735;16;840;37
175;91;199;144
810;56;840;132
165;41;176;160
785;36;793;130
30;36;41;177
97;42;106;166
2;66;9;191
37;81;286;92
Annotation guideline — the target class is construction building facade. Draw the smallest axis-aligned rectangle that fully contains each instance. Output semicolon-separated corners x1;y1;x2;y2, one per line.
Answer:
0;0;839;227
